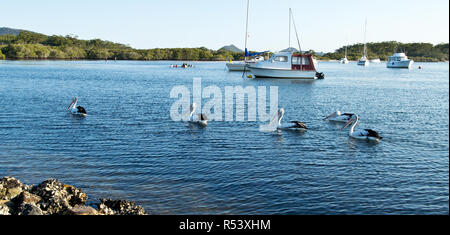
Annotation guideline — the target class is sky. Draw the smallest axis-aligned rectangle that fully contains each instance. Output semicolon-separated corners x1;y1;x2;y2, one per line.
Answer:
1;0;449;52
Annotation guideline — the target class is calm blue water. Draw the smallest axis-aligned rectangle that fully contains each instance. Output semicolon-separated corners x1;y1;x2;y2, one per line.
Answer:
0;60;448;214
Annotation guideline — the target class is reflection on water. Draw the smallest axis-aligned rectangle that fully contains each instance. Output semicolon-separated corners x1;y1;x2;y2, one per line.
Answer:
0;60;448;214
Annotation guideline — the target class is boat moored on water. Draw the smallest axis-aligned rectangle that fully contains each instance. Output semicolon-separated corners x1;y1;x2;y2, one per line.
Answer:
387;52;414;69
357;56;369;66
248;51;323;79
247;8;324;80
357;18;370;67
340;42;349;64
340;57;349;64
226;56;264;71
370;58;381;63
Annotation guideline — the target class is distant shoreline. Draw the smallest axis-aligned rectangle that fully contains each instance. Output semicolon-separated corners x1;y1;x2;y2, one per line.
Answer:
1;59;447;63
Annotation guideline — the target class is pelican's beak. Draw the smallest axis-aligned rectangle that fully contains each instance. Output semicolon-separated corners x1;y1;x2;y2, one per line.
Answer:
67;101;74;110
323;112;336;120
341;119;353;130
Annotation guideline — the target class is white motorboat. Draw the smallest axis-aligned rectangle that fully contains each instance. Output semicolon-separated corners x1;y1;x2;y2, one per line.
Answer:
248;8;324;80
387;52;414;69
248;51;322;79
370;58;381;63
357;18;370;67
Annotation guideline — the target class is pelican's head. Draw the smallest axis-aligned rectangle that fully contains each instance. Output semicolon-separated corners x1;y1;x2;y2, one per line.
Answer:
324;110;340;120
190;103;197;112
341;114;359;130
67;97;77;110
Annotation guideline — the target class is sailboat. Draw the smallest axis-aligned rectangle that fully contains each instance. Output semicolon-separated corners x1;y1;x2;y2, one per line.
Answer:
226;0;266;72
340;43;349;64
248;8;323;79
357;18;369;66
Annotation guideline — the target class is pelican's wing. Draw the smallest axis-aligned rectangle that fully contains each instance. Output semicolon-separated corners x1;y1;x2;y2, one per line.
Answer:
77;106;87;114
364;129;382;139
198;114;208;121
290;121;307;129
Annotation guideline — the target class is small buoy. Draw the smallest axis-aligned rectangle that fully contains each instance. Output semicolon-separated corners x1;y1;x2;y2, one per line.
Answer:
247;74;253;78
418;66;422;69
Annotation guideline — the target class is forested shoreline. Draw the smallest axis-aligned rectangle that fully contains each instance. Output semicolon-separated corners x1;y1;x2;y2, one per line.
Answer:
0;31;448;62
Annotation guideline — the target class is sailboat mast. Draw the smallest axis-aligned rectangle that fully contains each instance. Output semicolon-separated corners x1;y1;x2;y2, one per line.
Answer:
291;11;302;53
363;18;367;57
288;8;291;50
244;0;250;62
345;45;347;58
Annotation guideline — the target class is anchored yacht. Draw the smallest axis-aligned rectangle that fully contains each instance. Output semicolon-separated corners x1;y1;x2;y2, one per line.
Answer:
387;53;414;68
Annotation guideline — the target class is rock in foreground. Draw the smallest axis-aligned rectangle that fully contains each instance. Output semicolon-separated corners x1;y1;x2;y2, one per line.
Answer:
0;176;147;215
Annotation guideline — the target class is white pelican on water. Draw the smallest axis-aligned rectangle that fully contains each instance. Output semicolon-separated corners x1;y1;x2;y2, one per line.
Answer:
342;114;382;142
182;103;208;127
269;108;307;131
67;97;87;116
323;111;355;123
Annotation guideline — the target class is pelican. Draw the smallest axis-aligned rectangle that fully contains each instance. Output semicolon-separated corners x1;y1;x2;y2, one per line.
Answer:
182;103;208;127
67;97;87;116
341;114;382;141
269;108;307;131
323;111;355;123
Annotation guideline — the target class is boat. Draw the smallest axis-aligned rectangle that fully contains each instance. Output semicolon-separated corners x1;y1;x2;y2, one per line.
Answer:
226;56;264;71
387;52;414;68
357;18;369;66
248;8;324;80
370;58;381;63
171;63;193;68
340;42;349;64
340;57;349;64
226;0;267;72
312;57;318;65
249;51;321;79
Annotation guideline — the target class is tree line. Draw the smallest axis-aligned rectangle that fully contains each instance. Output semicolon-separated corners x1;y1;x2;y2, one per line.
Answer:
0;31;244;61
315;41;448;62
0;31;448;62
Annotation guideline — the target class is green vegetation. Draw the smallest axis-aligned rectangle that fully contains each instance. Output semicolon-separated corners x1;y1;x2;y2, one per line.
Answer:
0;31;447;62
317;41;449;62
0;31;244;61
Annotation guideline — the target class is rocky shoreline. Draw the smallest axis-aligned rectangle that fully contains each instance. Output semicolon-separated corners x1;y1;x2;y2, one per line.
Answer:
0;176;147;215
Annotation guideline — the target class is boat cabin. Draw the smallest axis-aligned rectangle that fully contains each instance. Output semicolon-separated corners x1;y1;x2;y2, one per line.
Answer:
291;53;316;71
265;52;316;71
388;53;409;62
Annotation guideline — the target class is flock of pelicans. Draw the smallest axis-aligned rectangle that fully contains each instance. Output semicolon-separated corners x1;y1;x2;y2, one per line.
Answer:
67;97;383;142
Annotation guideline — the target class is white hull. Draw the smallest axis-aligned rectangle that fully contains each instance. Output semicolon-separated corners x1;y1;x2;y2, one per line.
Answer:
387;60;413;68
370;59;381;63
357;60;369;66
226;62;248;71
249;67;316;79
340;58;349;64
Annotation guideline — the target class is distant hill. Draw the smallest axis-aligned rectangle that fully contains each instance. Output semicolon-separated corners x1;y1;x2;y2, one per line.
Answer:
0;27;27;36
219;44;243;53
281;47;300;53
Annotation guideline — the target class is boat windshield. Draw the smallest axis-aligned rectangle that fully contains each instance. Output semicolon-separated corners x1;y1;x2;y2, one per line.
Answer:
273;56;288;62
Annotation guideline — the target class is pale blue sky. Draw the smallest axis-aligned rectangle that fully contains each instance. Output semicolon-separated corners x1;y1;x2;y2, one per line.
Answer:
1;0;449;52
